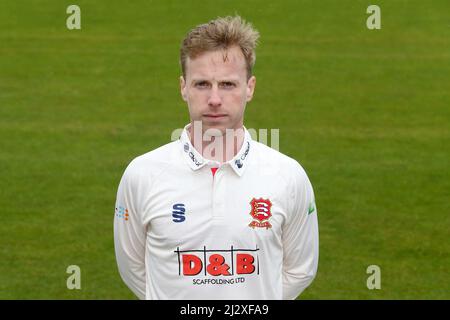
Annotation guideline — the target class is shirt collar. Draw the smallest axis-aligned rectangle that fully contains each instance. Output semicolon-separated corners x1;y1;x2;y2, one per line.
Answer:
179;124;252;177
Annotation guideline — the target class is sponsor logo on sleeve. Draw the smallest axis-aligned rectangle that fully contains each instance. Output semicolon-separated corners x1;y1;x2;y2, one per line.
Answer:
308;201;316;215
115;206;129;221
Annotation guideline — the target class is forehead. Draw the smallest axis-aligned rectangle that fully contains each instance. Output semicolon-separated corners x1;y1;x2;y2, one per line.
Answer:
185;46;247;80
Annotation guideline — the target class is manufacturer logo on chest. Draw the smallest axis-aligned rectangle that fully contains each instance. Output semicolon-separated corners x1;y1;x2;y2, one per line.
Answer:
248;198;272;229
172;203;186;223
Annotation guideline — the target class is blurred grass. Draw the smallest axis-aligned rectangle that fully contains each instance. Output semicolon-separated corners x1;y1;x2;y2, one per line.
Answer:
0;0;449;299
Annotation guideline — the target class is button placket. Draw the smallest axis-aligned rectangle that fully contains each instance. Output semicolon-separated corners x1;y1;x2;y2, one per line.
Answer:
211;166;226;220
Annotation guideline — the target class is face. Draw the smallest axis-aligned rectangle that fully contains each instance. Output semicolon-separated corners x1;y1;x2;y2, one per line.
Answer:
180;46;256;135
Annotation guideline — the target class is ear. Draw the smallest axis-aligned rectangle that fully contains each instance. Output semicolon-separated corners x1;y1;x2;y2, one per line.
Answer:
246;76;256;102
180;76;187;101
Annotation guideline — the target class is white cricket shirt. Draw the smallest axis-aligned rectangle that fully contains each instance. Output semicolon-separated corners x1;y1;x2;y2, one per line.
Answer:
114;124;319;300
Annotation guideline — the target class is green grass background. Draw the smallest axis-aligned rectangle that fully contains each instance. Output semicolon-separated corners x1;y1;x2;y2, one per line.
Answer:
0;0;449;299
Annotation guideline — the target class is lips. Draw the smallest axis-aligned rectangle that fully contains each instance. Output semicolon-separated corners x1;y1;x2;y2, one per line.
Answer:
203;114;227;118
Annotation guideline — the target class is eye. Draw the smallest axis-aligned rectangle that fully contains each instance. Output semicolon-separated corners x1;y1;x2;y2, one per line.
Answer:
220;81;236;89
195;81;210;89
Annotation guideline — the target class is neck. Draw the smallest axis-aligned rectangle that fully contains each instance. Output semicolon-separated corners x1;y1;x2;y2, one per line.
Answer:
188;124;245;164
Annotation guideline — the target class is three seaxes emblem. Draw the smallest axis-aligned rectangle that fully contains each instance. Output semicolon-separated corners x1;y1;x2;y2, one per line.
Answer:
248;198;272;229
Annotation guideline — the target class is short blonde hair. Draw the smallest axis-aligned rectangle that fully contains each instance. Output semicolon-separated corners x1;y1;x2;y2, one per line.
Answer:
180;15;259;79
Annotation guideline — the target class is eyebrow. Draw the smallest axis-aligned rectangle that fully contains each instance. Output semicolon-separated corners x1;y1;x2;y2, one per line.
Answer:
190;78;240;85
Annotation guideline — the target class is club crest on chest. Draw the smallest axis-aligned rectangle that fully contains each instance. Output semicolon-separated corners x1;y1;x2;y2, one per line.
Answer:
248;198;272;229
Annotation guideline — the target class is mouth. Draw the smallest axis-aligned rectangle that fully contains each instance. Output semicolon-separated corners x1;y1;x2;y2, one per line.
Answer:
203;114;228;119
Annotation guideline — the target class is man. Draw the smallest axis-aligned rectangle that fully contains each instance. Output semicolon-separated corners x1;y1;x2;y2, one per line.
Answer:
114;15;319;300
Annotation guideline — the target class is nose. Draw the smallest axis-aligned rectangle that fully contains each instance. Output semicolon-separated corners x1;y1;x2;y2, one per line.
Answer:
207;86;222;108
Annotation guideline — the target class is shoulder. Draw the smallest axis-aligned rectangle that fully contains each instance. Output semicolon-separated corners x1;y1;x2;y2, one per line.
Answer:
122;140;180;181
250;140;309;182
